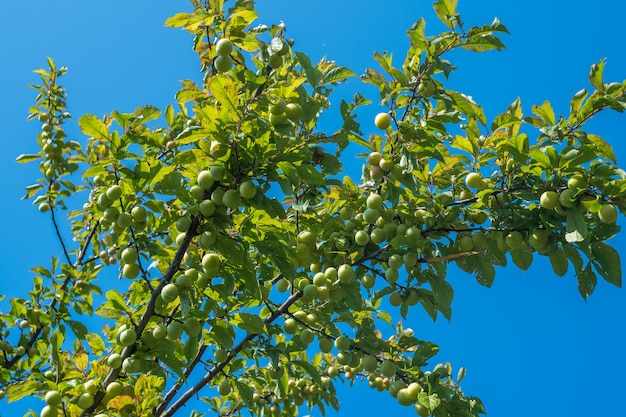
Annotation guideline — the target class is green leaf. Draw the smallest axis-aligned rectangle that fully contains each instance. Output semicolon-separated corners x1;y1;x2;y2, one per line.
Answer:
569;88;588;115
322;66;356;84
164;11;213;32
577;264;597;299
462;33;506;52
491;112;521;131
234;313;265;334
447;91;486;125
591;242;621;287
78;114;110;141
418;391;441;410
184;335;200;362
585;133;616;162
234;380;255;410
432;0;458;28
406;18;428;50
589;59;606;92
209;75;239;115
549;247;569;277
531;100;555;125
510;245;533;271
15;154;40;164
451;135;475;155
428;276;453;320
153;171;184;196
106;289;128;312
7;379;43;402
85;333;106;355
50;329;64;369
295;52;322;87
565;209;588;243
530;148;551;168
292;360;323;385
475;255;496;287
68;320;88;339
466;17;510;36
152;340;185;379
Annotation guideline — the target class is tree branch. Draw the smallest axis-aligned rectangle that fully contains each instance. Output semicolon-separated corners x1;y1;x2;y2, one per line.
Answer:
157;291;303;417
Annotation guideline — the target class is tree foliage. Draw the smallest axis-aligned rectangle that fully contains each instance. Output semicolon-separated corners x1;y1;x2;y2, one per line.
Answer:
2;0;626;416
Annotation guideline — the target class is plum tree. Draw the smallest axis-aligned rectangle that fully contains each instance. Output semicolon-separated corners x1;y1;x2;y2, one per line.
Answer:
3;1;625;417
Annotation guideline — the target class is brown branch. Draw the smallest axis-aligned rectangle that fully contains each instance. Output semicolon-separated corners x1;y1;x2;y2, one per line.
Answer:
49;204;72;265
156;291;303;417
160;344;209;409
79;211;204;417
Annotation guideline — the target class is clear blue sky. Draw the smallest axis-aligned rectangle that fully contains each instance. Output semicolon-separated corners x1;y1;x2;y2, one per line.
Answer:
1;1;626;416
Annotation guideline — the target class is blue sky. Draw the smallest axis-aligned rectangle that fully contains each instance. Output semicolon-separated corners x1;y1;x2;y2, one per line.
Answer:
1;1;626;416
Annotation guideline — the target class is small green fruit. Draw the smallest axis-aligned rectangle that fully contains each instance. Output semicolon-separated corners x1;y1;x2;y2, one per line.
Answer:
122;357;139;373
338;264;355;284
216;38;233;56
559;189;575;208
567;175;587;190
152;324;167;340
106;381;123;398
284;103;302;120
239;181;257;199
319;337;333;353
77;393;94;409
215;349;228;362
379;158;394;171
39;202;51;212
84;380;98;395
414;403;430;417
184;317;202;337
361;355;378;372
334;336;351;351
210;166;225;181
122;263;140;279
215;55;233;73
131;206;147;222
528;230;548;249
268;54;283;69
374;112;391;130
598;203;618;224
540;191;560;209
161;284;179;303
465;172;483;188
284;318;298;334
269;98;286;115
118;328;137;347
199;199;216;217
202;253;221;272
396;388;414;406
107;354;123;369
379;360;397;377
270;112;288;126
505;231;524;249
418;80;436;97
218;381;231;396
222;189;241;209
121;247;138;264
167;321;184;340
41;405;58;417
106;185;123;201
459;235;474;251
197;170;215;189
176;217;191;233
45;390;62;406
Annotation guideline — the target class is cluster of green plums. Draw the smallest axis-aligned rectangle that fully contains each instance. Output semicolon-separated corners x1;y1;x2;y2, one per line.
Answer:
268;97;303;126
40;376;136;417
214;35;288;75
